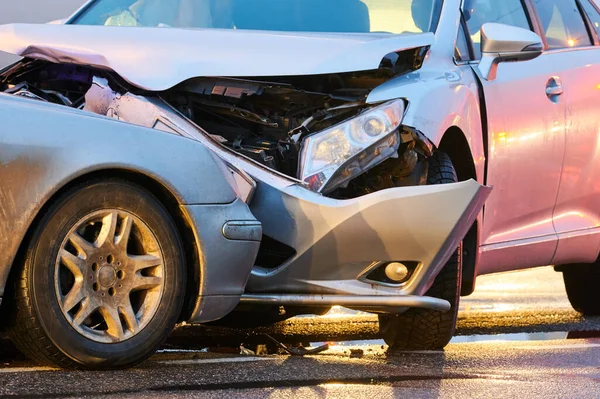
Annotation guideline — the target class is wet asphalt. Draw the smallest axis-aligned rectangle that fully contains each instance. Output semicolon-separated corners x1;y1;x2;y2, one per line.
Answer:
1;266;600;398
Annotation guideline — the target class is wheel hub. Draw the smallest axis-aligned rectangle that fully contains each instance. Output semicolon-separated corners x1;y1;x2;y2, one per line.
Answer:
98;264;117;288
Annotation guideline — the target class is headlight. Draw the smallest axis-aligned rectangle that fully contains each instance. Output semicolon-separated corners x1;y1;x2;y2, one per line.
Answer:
298;100;405;193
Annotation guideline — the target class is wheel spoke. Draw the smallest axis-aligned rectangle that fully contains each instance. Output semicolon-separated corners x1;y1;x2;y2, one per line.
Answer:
62;281;86;313
68;233;95;260
59;249;86;279
119;300;139;334
72;298;96;326
115;216;133;250
96;211;118;248
100;306;125;341
129;254;162;272
131;274;162;291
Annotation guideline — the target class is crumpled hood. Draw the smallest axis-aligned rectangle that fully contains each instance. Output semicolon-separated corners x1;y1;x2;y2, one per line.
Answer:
0;23;433;91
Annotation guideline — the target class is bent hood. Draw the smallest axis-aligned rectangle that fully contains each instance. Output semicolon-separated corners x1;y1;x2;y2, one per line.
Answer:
0;23;433;91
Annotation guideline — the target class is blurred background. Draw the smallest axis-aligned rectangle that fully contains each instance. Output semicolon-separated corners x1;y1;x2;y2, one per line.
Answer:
0;0;86;66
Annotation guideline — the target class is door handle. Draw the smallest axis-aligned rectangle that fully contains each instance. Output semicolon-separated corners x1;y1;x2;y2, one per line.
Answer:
546;77;563;98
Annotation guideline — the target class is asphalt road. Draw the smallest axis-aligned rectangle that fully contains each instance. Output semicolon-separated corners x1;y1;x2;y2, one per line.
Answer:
1;266;600;398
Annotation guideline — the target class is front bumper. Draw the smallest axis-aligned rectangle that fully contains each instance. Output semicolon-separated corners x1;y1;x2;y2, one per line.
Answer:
182;198;261;323
246;179;492;303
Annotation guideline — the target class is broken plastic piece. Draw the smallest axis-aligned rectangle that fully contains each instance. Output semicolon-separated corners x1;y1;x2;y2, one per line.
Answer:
262;333;329;356
239;345;256;356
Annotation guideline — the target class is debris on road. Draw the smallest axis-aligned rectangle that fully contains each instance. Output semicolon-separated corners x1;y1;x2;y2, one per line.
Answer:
263;334;329;356
349;349;364;358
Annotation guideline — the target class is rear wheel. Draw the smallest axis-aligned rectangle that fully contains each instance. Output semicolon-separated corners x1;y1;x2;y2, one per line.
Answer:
379;151;462;350
7;179;185;369
561;264;600;315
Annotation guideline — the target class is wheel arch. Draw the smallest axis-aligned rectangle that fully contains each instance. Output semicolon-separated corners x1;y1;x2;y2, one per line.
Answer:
438;126;480;296
438;126;478;183
0;169;200;325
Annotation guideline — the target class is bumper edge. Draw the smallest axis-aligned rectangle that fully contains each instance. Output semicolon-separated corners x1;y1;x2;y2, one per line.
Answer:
240;294;450;312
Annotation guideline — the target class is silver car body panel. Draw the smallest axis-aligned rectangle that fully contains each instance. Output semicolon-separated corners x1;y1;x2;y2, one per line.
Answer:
0;23;433;91
0;94;260;321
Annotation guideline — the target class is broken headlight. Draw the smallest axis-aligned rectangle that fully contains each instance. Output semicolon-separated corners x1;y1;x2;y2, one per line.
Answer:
298;100;404;193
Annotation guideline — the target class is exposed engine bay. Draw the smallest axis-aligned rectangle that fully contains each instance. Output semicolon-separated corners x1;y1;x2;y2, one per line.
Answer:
0;46;432;196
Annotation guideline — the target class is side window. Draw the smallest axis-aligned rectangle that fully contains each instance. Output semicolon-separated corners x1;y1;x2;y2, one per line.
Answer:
579;0;600;38
462;0;532;59
533;0;592;49
455;22;472;61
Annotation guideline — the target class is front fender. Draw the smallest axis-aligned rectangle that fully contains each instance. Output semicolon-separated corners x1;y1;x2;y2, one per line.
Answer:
367;63;486;185
0;94;237;296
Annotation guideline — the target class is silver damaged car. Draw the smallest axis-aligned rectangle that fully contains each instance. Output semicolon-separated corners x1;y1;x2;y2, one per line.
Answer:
2;0;597;369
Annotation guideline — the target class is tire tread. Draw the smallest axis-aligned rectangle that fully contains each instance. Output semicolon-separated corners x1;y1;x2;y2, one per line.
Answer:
8;262;78;368
379;151;461;350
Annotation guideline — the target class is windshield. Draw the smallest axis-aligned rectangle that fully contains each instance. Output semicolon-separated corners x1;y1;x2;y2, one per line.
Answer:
70;0;443;34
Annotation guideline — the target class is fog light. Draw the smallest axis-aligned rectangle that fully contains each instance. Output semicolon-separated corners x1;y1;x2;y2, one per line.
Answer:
361;261;418;286
384;262;410;283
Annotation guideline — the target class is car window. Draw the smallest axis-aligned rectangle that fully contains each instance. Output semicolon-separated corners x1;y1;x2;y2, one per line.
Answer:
532;0;592;49
579;0;600;38
462;0;532;59
71;0;444;34
455;22;472;61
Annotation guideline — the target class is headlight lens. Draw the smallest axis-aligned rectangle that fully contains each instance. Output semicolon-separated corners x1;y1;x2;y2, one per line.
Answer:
298;100;405;193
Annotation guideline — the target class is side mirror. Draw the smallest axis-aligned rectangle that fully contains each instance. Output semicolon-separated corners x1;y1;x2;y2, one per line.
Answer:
478;22;543;81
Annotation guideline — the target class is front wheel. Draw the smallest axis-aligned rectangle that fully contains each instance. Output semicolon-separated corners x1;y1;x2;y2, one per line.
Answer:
7;179;186;369
379;151;462;350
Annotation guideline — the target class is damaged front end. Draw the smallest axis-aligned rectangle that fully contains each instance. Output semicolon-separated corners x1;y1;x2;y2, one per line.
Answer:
0;26;491;319
0;42;432;197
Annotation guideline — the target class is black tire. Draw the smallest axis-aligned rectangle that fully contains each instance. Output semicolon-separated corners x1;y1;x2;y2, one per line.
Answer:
562;264;600;315
379;151;462;350
6;179;186;369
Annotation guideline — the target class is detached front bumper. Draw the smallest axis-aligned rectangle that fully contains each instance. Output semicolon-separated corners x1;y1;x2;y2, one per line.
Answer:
245;179;491;309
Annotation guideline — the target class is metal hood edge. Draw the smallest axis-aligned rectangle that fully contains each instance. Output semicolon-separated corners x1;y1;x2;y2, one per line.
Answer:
0;23;434;91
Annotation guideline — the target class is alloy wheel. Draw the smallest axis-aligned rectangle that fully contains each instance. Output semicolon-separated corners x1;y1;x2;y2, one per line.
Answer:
54;209;165;343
